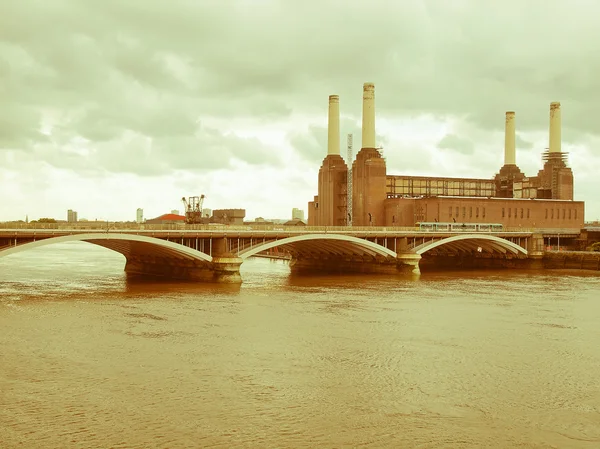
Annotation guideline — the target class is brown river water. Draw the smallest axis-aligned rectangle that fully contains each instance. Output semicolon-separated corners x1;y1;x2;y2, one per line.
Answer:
1;242;599;448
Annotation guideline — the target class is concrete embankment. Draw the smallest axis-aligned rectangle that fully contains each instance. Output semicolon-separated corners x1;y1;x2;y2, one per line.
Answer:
543;251;600;271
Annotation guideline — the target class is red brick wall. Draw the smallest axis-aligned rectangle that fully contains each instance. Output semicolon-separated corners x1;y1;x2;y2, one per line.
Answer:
385;197;584;229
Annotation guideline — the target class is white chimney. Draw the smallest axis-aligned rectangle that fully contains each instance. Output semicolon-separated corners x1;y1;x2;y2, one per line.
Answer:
549;102;561;153
361;82;376;149
504;111;516;165
327;95;340;156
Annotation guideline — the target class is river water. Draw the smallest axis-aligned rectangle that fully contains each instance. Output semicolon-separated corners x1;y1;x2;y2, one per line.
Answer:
1;242;599;448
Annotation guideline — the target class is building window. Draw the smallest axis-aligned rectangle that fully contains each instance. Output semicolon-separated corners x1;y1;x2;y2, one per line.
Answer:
449;207;452;217
469;207;472;218
569;209;572;219
508;208;511;218
483;207;486;218
456;207;459;217
575;209;578;219
551;209;554;219
545;209;548;219
502;208;505;218
557;209;559;219
476;207;479;218
462;207;466;218
527;209;530;219
563;209;565;219
520;208;523;219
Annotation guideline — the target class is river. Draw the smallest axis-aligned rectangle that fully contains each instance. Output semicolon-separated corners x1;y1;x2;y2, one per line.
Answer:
1;242;599;448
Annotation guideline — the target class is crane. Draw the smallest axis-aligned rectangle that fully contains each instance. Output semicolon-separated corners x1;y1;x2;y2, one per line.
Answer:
181;194;205;224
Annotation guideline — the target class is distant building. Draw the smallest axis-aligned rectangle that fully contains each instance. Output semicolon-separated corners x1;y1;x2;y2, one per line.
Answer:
211;209;245;225
67;209;78;223
171;209;180;215
145;213;186;225
202;208;212;218
292;208;305;221
245;217;275;226
284;218;306;226
136;208;144;224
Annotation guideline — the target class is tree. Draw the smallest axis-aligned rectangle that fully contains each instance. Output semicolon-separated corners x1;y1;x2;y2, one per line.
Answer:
586;242;600;252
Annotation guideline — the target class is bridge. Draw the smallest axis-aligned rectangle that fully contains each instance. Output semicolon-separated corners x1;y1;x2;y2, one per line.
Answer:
0;225;577;283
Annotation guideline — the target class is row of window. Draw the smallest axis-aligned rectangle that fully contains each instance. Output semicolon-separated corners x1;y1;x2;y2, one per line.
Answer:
392;186;494;197
388;178;494;189
449;207;486;219
501;208;577;220
449;207;579;220
545;208;577;220
502;208;530;219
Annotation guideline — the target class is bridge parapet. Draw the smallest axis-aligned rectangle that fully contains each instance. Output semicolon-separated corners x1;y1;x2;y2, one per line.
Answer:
1;222;577;235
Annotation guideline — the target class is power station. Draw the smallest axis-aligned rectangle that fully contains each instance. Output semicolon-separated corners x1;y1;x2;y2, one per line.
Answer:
308;83;584;229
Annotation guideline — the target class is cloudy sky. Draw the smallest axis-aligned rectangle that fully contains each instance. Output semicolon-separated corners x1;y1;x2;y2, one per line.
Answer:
1;0;599;223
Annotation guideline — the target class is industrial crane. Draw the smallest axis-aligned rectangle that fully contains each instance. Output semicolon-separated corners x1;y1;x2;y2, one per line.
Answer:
181;194;205;224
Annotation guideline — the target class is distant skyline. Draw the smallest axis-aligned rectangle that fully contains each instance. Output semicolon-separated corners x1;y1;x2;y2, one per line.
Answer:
1;0;600;222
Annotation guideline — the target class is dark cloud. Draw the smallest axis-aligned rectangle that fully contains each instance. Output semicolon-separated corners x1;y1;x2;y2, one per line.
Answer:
289;117;388;165
438;134;475;155
2;125;284;178
515;134;534;151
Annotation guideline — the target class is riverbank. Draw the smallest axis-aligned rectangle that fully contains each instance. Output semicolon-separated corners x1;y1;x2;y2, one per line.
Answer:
544;250;600;271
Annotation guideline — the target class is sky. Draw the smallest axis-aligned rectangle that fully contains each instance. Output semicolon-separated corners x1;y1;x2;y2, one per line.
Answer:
1;0;600;222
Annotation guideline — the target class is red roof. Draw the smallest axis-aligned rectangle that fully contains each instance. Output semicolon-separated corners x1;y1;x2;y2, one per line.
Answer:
156;214;186;221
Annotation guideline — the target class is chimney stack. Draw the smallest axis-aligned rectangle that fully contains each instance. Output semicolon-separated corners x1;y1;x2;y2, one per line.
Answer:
504;111;516;165
327;95;340;156
549;102;561;153
361;82;376;149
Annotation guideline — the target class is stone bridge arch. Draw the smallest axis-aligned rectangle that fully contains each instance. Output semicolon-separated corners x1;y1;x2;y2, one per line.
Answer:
238;233;397;260
0;233;214;262
413;234;528;256
0;233;239;282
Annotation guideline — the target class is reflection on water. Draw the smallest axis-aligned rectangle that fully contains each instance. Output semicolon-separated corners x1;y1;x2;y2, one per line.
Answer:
1;242;600;448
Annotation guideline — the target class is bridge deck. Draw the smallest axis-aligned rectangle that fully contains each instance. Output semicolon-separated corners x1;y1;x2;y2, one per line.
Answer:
0;228;549;239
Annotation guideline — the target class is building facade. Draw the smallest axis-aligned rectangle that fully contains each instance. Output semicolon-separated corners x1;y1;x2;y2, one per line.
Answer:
308;84;582;230
292;208;305;221
67;209;78;223
211;209;245;225
136;208;144;224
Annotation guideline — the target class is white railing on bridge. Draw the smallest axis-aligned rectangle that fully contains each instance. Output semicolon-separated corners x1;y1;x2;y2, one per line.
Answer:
0;222;580;235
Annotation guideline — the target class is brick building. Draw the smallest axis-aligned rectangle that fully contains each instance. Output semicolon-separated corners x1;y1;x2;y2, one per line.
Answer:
308;84;582;230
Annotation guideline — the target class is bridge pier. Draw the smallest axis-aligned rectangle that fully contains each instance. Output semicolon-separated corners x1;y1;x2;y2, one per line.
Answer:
396;253;422;275
526;233;545;270
211;256;243;283
209;238;243;283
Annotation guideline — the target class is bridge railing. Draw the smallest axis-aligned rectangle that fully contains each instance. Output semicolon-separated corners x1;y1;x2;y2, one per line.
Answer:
0;222;422;232
0;222;581;235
